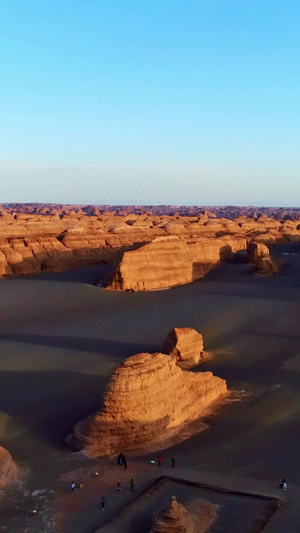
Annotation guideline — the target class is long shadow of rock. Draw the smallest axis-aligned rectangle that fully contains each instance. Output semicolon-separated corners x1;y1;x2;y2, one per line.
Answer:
0;369;108;449
19;263;110;285
0;333;159;358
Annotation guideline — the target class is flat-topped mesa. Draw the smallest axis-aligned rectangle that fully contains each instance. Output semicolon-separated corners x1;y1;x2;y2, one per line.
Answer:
150;495;216;533
68;352;227;457
247;241;278;276
162;327;209;367
103;235;247;291
0;447;20;490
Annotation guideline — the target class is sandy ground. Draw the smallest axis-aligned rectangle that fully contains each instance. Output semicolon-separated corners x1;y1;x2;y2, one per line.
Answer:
0;245;300;531
98;477;277;533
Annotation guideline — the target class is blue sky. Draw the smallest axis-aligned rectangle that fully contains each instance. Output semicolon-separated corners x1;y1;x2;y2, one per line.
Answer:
0;0;299;205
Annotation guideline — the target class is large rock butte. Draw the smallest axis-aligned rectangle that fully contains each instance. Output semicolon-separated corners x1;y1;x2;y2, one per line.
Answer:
162;327;209;367
69;352;227;457
0;446;19;490
103;235;247;291
150;495;215;533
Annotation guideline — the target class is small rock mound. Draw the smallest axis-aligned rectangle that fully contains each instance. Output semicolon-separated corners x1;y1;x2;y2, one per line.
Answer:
68;352;227;457
247;242;270;262
162;327;209;367
247;241;278;276
0;446;20;490
150;495;215;533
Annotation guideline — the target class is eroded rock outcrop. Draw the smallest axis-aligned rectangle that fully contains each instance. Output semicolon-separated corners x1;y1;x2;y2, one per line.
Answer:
247;242;278;276
150;495;215;533
247;242;270;262
162;327;209;367
104;235;247;291
69;352;227;457
0;447;19;490
0;209;298;279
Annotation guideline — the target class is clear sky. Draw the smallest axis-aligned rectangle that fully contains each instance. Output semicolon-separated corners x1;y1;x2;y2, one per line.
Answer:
0;0;299;206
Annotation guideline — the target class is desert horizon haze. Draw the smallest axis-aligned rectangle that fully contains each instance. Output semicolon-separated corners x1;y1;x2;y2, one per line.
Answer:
1;0;300;205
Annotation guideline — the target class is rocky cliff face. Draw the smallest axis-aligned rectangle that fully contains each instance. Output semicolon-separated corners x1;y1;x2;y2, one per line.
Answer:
150;495;215;533
162;327;209;367
0;447;19;490
103;235;247;291
68;352;227;457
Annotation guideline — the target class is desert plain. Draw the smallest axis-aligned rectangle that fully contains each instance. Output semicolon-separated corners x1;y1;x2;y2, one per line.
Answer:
0;208;300;531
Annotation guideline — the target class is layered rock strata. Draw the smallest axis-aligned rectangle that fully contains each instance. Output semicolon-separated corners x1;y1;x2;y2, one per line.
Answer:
103;235;247;291
69;352;227;457
0;211;298;279
150;495;215;533
162;327;209;367
0;447;19;490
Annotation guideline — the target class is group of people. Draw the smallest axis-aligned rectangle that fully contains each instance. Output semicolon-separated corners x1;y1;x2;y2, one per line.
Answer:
67;461;287;518
116;478;135;492
157;455;175;468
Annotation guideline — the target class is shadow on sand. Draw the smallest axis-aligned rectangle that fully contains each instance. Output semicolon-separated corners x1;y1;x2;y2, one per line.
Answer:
0;333;159;358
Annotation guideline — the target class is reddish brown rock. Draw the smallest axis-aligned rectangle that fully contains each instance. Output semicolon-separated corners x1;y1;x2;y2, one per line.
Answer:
0;447;19;490
68;351;227;457
247;242;278;276
150;495;215;533
162;327;209;367
247;242;270;262
104;235;247;291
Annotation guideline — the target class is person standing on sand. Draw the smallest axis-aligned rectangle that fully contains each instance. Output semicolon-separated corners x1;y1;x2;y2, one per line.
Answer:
158;455;162;466
130;478;134;491
101;496;105;510
124;459;128;471
171;457;175;468
117;453;122;465
71;481;76;494
117;482;121;491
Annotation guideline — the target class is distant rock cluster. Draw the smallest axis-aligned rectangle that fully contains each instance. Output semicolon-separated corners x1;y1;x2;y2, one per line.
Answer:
0;206;297;279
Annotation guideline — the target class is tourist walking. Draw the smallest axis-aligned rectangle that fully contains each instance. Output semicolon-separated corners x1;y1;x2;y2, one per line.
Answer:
130;478;134;491
117;482;121;491
101;496;105;510
124;459;128;471
71;481;76;494
158;455;162;466
279;478;287;490
171;457;175;468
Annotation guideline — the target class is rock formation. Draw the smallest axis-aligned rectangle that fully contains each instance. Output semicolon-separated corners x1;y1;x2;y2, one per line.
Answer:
247;242;270;262
0;207;298;280
103;235;247;291
0;447;19;490
247;241;278;276
150;495;215;533
68;352;227;457
162;327;209;367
